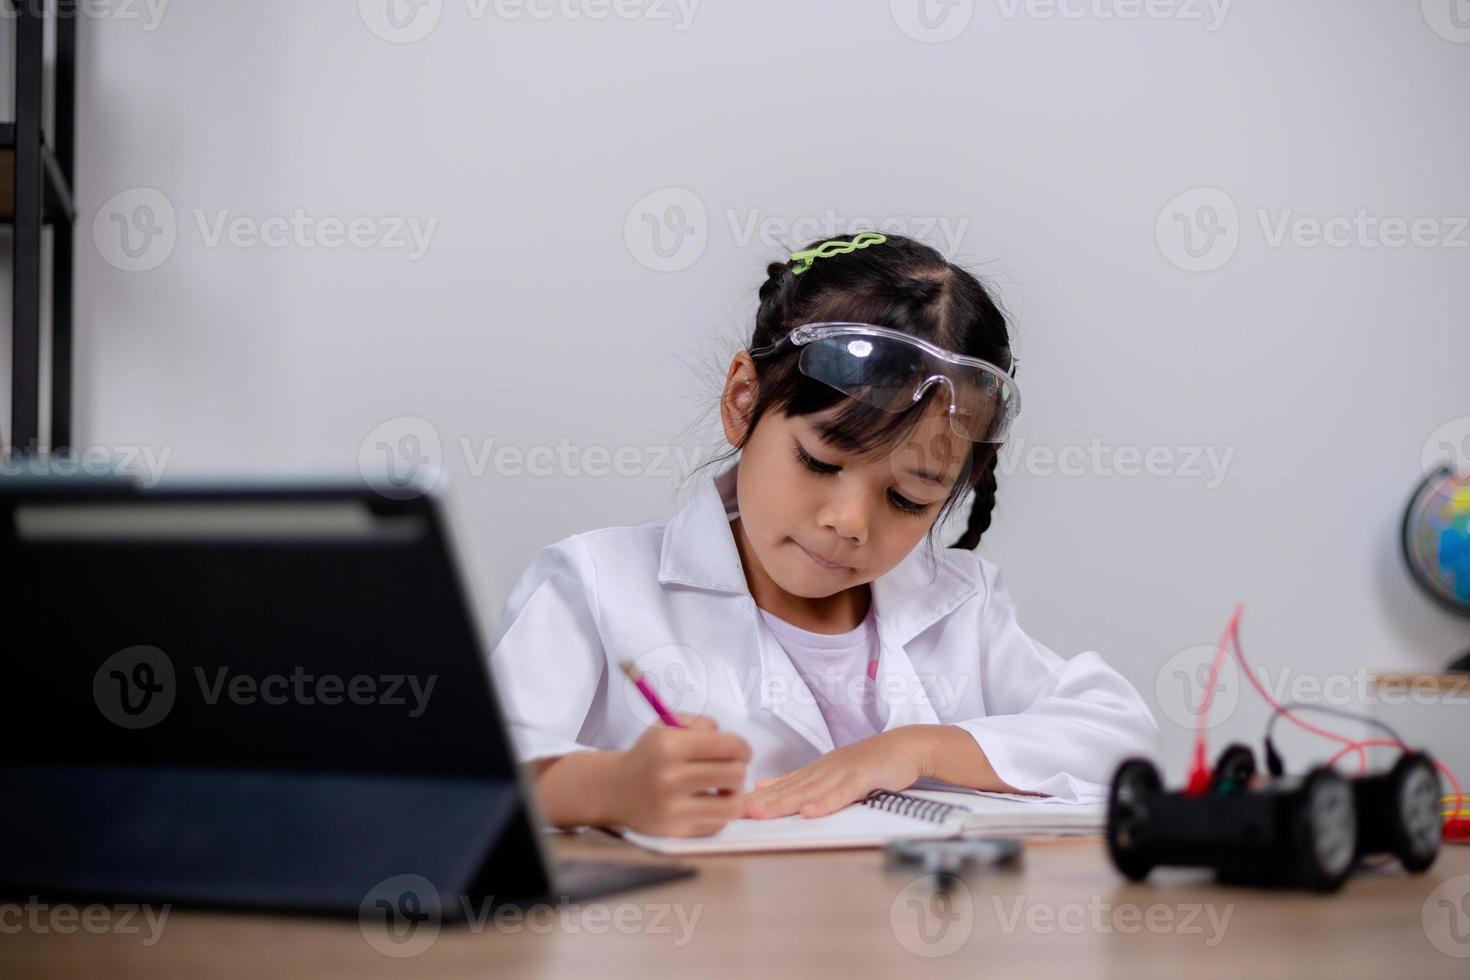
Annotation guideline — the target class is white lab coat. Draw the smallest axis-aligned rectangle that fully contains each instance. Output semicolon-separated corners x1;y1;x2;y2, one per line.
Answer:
488;464;1160;802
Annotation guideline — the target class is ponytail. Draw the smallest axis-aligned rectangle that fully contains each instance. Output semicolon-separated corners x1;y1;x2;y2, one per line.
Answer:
950;448;1000;551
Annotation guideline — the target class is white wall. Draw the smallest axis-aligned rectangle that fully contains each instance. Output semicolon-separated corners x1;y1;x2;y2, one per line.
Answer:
7;0;1470;777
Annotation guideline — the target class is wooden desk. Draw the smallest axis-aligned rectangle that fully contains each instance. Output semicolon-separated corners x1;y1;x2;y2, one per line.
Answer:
4;834;1468;979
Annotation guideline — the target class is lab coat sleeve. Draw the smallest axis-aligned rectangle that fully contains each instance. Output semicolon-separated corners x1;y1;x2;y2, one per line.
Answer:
950;562;1161;802
488;535;607;765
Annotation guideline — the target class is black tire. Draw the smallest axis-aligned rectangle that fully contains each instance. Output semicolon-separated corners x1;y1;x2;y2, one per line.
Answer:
1292;767;1357;892
1210;744;1256;795
1107;758;1161;881
1387;752;1442;873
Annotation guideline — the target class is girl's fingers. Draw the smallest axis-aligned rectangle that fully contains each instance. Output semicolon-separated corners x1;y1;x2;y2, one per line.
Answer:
676;729;754;763
798;784;859;818
748;773;836;817
681;793;748;823
744;785;790;817
754;770;803;790
672;762;748;794
746;797;795;818
788;774;858;817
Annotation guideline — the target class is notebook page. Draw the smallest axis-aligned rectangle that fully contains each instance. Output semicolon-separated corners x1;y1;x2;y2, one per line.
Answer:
901;788;1106;834
621;798;964;855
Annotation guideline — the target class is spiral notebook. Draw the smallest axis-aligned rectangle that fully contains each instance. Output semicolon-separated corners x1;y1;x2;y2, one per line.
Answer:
620;788;1104;855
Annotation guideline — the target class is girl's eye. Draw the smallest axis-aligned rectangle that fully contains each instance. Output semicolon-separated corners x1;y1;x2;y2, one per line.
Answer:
888;490;931;516
797;444;933;515
795;445;840;475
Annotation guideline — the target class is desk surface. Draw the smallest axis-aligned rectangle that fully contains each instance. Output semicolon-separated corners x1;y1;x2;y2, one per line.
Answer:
5;834;1469;979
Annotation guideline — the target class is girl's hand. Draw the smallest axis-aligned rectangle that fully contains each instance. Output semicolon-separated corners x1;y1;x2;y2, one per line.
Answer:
744;728;931;819
612;714;752;837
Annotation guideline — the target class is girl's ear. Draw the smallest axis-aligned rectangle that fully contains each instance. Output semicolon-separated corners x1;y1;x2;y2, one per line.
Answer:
720;352;759;447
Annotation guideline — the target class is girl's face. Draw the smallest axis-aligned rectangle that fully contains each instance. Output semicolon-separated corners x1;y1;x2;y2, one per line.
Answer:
721;353;970;600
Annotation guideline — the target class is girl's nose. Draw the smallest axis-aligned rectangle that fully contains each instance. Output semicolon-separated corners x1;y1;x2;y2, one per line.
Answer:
818;488;868;546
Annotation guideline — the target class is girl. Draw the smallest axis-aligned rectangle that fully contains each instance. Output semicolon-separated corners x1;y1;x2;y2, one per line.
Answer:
489;233;1159;837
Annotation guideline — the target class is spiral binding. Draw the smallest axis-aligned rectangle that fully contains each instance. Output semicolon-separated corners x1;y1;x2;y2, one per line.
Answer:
860;790;967;825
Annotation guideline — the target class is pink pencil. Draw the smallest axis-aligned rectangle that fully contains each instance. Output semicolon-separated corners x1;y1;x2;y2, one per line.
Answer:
619;660;685;728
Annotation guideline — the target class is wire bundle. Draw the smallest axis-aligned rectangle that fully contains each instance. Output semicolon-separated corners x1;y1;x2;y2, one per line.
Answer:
1186;605;1469;841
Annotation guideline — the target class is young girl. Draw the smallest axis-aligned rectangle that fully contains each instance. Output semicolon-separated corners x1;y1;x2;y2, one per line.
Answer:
489;233;1159;837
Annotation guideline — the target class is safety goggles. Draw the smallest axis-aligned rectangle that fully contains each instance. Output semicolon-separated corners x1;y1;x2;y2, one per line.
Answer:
749;323;1021;443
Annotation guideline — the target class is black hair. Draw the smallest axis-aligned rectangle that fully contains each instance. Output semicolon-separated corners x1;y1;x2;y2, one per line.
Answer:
713;233;1014;551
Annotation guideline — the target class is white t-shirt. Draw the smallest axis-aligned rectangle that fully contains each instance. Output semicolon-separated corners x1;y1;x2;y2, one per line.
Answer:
757;604;886;749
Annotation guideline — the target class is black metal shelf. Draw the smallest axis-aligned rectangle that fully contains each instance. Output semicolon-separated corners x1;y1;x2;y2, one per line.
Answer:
4;0;78;455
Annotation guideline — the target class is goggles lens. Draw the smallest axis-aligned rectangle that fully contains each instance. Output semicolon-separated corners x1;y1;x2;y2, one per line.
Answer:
796;333;1018;443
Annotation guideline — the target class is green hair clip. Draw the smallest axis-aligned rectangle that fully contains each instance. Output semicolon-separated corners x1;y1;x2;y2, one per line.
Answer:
789;232;887;275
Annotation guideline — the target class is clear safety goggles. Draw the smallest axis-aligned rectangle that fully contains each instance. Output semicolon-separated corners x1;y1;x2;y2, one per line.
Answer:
749;322;1021;443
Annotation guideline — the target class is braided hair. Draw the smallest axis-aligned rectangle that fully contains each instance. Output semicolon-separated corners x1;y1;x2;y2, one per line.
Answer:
733;233;1014;552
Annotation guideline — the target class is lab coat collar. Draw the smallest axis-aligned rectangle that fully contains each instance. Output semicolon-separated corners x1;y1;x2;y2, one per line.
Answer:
658;464;984;649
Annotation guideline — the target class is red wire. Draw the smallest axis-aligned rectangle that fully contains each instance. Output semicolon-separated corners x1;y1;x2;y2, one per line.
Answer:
1189;605;1466;818
1187;605;1244;794
1193;604;1243;743
1328;739;1403;765
1325;738;1465;811
1221;610;1360;747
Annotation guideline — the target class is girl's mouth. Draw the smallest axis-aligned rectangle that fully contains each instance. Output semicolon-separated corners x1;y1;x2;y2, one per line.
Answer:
793;539;848;570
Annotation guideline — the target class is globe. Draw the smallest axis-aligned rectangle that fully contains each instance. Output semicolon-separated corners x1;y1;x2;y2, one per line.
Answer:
1402;467;1470;671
